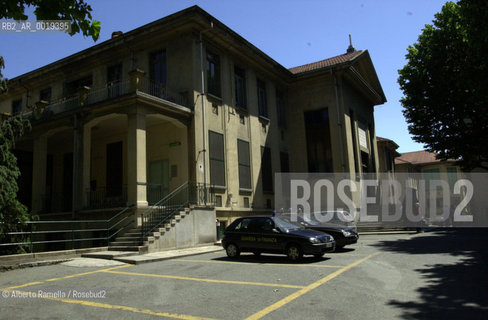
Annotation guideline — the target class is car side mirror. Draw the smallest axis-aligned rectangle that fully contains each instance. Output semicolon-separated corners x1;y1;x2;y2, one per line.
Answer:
272;227;281;233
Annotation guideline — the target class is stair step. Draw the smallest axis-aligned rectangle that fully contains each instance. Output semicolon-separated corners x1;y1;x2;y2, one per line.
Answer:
123;232;142;237
109;241;143;246
116;236;142;241
108;245;146;252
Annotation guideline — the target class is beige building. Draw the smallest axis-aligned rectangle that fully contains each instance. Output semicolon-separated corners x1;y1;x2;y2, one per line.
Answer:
0;6;386;237
376;136;400;174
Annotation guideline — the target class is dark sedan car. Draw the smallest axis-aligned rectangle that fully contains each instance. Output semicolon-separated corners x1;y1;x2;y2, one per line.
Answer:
280;211;358;249
222;216;335;261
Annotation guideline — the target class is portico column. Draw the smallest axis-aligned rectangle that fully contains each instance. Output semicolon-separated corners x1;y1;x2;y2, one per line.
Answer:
31;134;48;213
127;111;148;207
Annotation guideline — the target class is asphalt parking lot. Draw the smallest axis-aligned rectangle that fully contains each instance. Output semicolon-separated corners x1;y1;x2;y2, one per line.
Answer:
1;230;487;320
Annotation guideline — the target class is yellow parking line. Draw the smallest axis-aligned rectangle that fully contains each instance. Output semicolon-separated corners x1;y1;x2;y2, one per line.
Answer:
1;264;130;291
3;289;218;320
103;270;305;289
244;252;381;320
176;259;344;269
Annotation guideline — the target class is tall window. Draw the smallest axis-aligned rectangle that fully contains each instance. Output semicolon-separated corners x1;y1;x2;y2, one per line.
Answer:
257;79;267;117
237;140;251;190
276;91;286;127
65;76;92;97
149;50;166;87
206;52;221;97
12;99;22;114
261;146;273;193
234;66;246;109
40;87;52;103
209;131;225;187
107;64;122;97
304;109;333;172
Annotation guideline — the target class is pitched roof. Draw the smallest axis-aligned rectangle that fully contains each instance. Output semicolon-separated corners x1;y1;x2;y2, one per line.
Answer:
288;50;364;74
394;150;457;165
377;136;399;149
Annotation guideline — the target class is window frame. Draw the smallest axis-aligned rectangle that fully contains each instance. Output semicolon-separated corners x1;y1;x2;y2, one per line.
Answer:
12;98;22;115
261;146;273;193
237;139;252;192
208;130;226;188
234;66;247;109
257;79;267;118
39;87;52;104
206;51;221;97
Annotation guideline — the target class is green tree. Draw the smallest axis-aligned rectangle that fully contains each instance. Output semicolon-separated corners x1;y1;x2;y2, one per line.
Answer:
0;0;100;253
0;116;31;254
398;0;488;170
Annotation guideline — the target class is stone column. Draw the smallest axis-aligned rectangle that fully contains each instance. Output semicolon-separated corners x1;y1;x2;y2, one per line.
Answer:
127;110;148;208
31;134;48;213
72;113;84;214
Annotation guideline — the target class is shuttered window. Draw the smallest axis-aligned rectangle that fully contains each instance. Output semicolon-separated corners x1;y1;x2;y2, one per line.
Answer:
238;139;251;190
209;131;225;187
261;146;273;193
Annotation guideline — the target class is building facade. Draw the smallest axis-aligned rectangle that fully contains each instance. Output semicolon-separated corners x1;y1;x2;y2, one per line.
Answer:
0;6;386;229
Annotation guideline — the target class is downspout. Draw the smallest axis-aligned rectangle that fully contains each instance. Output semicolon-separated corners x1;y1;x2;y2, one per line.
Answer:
199;22;214;201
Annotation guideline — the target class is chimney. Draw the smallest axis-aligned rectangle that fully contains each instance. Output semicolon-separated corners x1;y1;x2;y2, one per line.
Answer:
112;31;123;39
347;34;356;54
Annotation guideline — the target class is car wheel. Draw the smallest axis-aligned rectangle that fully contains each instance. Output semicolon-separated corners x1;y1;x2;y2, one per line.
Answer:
314;253;325;258
286;244;303;262
226;243;240;258
253;251;261;257
336;245;345;250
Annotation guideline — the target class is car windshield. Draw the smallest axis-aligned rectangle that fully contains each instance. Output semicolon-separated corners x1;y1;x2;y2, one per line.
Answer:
274;216;305;231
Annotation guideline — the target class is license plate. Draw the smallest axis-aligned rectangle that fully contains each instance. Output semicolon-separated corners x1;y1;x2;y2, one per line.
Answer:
325;243;333;248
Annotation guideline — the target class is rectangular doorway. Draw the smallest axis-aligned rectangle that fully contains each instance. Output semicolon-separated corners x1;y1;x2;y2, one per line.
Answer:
148;160;169;204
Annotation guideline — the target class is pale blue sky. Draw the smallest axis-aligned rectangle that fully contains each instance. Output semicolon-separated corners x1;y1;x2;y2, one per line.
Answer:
1;0;449;152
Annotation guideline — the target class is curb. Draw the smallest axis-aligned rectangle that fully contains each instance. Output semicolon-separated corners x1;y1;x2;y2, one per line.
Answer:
115;246;224;265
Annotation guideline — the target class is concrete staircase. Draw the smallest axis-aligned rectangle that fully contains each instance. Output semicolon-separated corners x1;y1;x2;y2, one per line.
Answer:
108;208;191;254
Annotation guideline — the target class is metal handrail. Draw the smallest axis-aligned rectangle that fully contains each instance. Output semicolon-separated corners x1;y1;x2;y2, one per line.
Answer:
140;181;216;239
0;205;135;255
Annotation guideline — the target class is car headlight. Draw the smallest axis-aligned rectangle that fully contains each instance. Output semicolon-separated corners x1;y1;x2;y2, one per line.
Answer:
342;230;352;237
309;237;321;244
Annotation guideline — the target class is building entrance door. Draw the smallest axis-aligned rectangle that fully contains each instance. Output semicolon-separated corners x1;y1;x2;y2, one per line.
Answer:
148;160;169;204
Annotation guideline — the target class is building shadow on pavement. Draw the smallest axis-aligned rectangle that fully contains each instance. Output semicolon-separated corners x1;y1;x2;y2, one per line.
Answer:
212;254;332;264
373;229;488;320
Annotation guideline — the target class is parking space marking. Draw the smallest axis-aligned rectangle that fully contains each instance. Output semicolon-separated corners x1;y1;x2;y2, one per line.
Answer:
244;252;381;320
176;259;344;269
103;270;306;289
3;289;218;320
1;264;131;291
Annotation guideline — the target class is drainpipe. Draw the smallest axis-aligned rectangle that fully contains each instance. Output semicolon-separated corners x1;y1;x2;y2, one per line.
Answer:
199;22;214;201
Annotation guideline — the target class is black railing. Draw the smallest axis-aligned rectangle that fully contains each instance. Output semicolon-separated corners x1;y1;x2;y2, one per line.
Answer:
85;186;128;210
139;78;189;107
141;181;215;239
25;77;189;123
0;205;135;255
147;183;169;206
